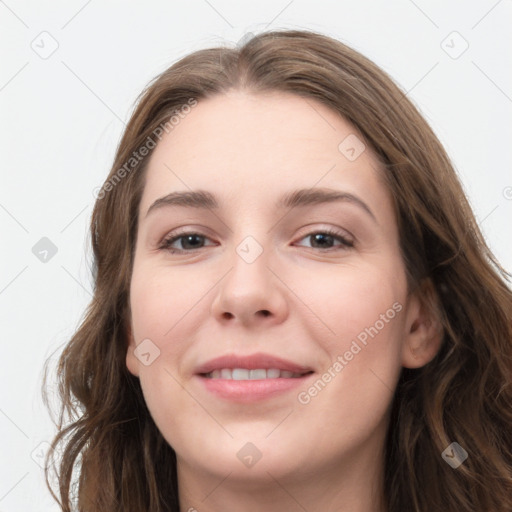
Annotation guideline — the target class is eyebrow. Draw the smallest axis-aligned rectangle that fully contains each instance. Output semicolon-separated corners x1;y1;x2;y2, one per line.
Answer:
145;187;376;222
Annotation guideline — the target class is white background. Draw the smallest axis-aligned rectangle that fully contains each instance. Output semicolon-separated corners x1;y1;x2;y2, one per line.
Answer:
1;1;511;510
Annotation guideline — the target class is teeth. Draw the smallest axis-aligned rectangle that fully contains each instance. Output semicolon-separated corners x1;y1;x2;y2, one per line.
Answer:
266;368;280;378
220;368;232;379
249;369;266;380
232;368;249;380
205;368;304;380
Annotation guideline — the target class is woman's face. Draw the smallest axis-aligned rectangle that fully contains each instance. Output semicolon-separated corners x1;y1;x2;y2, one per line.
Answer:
127;91;423;489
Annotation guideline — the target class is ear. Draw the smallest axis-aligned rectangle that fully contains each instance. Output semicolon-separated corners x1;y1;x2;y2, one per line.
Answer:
401;278;444;369
125;323;140;377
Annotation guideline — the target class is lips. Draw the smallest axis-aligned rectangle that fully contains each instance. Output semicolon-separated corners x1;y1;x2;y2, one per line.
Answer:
195;353;313;376
195;353;314;402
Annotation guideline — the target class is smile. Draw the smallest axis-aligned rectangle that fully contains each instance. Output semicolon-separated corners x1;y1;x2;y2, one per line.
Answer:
204;368;306;379
195;352;315;402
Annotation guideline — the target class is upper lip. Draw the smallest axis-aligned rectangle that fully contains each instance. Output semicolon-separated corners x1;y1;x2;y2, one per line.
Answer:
195;353;314;375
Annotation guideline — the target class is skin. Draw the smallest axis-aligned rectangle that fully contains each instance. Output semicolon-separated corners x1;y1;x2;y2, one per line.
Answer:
126;91;442;512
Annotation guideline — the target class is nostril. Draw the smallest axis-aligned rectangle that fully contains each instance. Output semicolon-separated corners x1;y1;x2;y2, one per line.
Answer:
220;310;270;320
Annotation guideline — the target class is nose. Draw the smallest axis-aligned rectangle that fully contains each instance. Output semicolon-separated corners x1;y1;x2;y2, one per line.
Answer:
210;237;289;328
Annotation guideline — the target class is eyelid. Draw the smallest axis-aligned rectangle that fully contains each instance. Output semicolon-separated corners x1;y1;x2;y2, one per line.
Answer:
294;224;354;244
158;228;217;252
159;225;355;254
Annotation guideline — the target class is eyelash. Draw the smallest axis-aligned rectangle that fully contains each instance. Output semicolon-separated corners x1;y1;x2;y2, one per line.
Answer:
158;228;354;254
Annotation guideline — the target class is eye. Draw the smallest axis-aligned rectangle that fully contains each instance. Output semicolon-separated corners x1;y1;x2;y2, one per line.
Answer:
294;228;354;251
158;231;215;254
159;228;354;254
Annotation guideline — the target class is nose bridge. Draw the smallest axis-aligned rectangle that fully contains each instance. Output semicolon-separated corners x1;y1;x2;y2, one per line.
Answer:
226;230;272;296
225;207;273;270
210;225;288;324
234;234;266;266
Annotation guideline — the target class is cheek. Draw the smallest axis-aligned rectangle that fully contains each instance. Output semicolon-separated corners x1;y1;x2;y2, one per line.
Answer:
129;261;214;429
294;261;406;419
296;257;406;350
129;265;200;447
327;279;405;358
130;262;201;346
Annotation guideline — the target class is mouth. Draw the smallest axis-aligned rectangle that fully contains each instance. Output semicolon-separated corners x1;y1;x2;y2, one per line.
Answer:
195;353;315;402
203;368;310;379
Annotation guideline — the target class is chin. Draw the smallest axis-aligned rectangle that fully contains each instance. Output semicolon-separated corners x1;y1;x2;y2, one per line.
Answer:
175;429;316;482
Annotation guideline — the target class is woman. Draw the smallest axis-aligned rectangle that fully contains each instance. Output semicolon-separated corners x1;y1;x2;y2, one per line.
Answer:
44;29;512;511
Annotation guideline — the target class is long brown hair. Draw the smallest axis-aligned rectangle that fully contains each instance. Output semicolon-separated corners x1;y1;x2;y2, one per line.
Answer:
43;29;512;511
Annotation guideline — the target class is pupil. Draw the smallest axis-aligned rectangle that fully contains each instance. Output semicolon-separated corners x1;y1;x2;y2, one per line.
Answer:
183;235;202;249
313;233;333;248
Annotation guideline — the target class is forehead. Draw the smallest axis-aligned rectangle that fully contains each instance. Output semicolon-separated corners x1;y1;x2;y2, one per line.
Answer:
139;91;388;215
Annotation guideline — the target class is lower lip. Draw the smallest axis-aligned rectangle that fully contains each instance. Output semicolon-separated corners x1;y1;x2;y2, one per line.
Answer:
197;374;313;402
